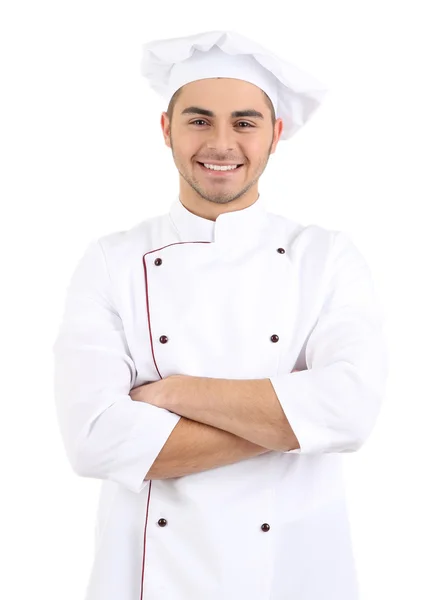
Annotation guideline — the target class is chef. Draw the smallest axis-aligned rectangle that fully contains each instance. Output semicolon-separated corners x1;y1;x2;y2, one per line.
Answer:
52;29;389;600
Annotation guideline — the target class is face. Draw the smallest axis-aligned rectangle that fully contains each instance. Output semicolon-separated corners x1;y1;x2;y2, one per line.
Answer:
160;78;283;213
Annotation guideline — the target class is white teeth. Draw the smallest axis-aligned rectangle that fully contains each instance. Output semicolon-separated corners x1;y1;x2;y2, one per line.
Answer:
203;163;239;171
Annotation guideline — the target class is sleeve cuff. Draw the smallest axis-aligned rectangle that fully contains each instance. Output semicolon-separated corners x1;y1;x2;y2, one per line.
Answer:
109;403;182;493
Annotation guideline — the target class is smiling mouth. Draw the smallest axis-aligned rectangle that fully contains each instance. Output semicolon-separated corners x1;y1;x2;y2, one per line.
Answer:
197;162;244;174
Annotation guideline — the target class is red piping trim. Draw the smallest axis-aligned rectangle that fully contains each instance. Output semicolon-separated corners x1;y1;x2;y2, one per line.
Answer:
139;480;152;600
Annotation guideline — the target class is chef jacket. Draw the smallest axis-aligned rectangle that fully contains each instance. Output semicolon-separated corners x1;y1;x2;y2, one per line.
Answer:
52;193;389;600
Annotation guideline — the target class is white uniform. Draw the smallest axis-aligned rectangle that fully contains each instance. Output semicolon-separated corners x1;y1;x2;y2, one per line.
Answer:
52;194;388;599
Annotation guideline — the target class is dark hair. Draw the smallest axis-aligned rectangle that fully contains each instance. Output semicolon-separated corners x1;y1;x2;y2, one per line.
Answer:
166;85;276;126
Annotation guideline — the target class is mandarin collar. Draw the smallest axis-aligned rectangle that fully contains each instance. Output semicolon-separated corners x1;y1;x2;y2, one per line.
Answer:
168;194;268;246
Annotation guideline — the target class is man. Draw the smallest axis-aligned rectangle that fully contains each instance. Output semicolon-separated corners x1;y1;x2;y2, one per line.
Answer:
53;30;389;600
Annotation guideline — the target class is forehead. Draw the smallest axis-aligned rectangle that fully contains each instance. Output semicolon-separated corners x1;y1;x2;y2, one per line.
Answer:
177;77;267;106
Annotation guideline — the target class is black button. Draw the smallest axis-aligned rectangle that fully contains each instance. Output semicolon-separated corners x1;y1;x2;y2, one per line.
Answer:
270;334;279;343
277;247;285;254
159;335;168;344
261;523;270;532
158;518;167;527
154;258;162;266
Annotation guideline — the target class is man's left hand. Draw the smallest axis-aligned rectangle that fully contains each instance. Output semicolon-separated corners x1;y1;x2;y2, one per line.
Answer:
129;378;169;408
129;374;187;409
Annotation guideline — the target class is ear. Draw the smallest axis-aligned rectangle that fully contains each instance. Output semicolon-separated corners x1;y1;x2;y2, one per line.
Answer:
161;112;172;149
270;118;284;154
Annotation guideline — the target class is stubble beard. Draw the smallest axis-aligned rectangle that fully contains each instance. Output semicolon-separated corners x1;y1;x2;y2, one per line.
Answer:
170;134;273;205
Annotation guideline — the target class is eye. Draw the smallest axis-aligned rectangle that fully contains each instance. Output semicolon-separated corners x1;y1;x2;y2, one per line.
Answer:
189;120;255;128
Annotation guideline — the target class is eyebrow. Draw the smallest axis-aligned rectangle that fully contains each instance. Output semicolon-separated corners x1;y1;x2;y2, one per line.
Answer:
181;106;264;119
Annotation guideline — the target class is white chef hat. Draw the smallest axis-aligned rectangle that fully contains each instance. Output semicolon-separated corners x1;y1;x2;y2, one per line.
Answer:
140;30;329;140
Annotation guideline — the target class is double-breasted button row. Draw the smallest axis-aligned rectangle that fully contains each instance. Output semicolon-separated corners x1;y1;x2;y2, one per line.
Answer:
158;333;279;344
157;518;270;532
153;247;286;268
153;248;282;343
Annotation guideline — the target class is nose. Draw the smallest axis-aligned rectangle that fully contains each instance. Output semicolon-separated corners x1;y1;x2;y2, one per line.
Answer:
206;122;235;152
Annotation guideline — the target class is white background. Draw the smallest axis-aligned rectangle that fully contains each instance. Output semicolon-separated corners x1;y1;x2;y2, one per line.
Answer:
1;1;441;598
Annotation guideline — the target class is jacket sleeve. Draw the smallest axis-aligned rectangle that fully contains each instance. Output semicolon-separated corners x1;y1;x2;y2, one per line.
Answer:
52;239;181;493
269;230;389;454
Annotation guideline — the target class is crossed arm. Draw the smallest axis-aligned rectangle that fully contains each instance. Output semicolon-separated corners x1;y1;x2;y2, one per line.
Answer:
130;375;300;481
55;234;386;491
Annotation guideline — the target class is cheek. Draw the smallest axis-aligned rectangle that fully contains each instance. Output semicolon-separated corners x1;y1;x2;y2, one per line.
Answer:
171;130;196;153
243;139;267;158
